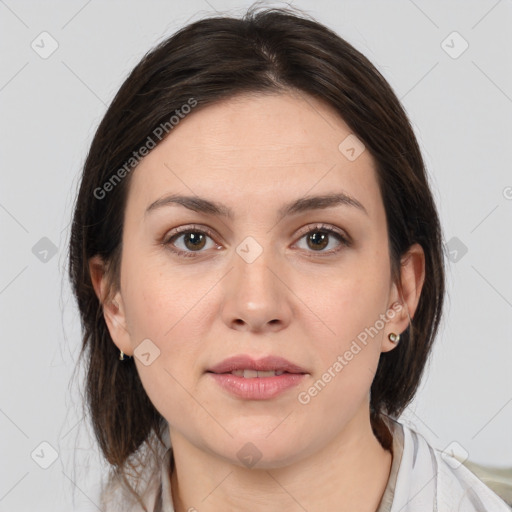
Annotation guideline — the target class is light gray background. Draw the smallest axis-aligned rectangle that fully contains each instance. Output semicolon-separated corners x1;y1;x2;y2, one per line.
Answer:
1;0;511;510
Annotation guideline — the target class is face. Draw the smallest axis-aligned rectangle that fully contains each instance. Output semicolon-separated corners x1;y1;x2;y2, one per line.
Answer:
95;91;419;468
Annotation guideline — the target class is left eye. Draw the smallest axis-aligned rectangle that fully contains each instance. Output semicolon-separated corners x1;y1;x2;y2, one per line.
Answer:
162;224;350;258
295;227;349;253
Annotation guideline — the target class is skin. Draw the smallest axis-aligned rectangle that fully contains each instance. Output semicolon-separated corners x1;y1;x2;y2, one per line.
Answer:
90;91;425;512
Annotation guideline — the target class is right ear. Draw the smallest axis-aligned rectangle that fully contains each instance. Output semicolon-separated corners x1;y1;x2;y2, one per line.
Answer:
88;255;133;356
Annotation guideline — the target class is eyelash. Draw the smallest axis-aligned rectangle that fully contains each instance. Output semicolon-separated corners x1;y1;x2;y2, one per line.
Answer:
161;223;351;259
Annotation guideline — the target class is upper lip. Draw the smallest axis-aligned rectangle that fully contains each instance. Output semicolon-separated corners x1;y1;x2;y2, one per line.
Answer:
207;355;308;374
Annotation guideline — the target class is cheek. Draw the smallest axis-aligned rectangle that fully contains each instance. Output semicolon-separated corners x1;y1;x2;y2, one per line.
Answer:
300;275;387;413
122;260;201;341
134;358;207;433
122;264;212;374
313;270;389;344
304;265;390;402
125;285;206;424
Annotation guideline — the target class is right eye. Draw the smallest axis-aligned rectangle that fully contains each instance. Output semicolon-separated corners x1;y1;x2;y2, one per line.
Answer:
162;225;220;258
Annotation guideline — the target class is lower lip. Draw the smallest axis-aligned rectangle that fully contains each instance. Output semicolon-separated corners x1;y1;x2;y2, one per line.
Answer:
207;372;306;400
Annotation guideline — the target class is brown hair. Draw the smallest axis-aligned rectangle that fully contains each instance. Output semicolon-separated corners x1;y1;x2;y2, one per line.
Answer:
68;5;445;509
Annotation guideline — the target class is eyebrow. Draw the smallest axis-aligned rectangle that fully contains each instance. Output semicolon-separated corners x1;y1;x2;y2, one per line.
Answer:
145;192;368;220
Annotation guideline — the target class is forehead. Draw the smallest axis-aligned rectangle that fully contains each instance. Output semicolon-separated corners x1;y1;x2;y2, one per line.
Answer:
125;91;382;219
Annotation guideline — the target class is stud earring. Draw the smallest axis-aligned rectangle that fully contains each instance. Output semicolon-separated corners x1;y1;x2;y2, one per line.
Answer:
388;332;400;344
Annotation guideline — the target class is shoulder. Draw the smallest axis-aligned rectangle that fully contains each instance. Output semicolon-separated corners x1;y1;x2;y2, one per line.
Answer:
384;416;510;511
99;438;171;512
99;466;162;512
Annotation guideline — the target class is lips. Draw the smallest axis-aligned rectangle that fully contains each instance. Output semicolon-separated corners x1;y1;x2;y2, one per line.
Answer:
207;355;308;376
207;355;308;400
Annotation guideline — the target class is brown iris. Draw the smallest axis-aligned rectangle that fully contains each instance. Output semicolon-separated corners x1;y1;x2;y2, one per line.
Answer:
183;232;207;251
307;231;329;251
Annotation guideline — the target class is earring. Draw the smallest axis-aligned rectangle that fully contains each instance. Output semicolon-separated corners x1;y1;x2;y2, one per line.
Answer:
388;332;400;344
119;350;125;360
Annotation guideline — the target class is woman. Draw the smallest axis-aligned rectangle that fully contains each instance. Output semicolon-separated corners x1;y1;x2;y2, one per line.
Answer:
68;6;510;511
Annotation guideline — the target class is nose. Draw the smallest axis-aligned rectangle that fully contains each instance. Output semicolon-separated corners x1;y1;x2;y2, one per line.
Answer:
220;238;293;333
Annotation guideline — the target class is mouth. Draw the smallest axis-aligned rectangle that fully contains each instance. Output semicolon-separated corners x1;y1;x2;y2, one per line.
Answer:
206;354;308;376
223;369;290;378
206;368;307;401
206;355;308;400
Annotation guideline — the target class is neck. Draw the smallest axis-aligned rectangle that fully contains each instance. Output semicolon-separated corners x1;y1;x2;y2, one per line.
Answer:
169;407;392;512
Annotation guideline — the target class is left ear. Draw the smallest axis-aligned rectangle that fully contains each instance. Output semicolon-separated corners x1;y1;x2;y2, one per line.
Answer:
381;243;425;353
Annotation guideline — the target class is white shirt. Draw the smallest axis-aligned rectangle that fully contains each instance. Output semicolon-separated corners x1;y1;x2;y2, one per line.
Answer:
100;416;510;511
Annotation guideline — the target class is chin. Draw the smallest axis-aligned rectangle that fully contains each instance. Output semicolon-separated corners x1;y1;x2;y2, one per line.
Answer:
217;433;310;470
